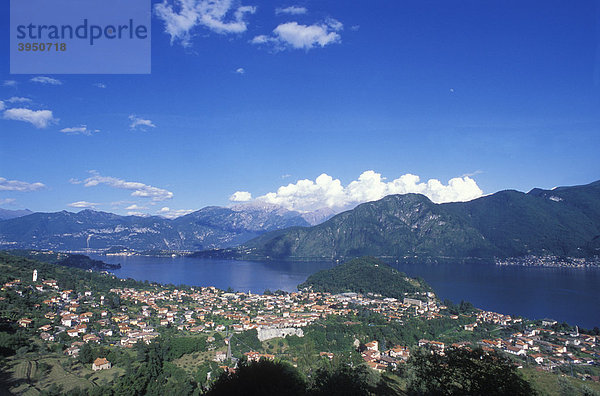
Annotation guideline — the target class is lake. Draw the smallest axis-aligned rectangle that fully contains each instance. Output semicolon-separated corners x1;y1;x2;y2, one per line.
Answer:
93;255;600;329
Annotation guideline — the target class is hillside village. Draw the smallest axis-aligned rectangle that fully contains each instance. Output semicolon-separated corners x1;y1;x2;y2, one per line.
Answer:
3;265;599;382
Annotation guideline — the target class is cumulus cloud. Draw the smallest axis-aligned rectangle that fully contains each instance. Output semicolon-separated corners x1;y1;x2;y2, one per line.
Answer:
94;83;106;88
229;191;252;202
30;76;62;85
60;125;99;135
3;80;18;87
155;0;256;46
243;171;483;213
0;101;4;111
68;201;99;209
80;171;173;201
0;177;45;192
235;67;245;74
6;97;32;103
3;108;57;128
158;206;196;218
275;6;307;15
251;18;342;50
129;115;156;130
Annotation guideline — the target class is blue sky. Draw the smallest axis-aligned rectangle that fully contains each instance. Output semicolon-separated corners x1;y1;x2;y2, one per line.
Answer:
1;0;599;217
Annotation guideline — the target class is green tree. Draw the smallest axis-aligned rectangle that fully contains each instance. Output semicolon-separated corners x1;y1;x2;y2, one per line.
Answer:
406;348;535;396
79;343;94;364
207;359;306;396
309;364;382;396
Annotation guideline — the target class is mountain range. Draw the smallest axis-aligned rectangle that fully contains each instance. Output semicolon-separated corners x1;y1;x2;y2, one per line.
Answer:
0;203;333;251
2;180;599;260
237;180;600;261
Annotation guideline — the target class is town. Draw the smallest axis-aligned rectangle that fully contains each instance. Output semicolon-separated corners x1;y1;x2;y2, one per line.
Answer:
3;263;599;386
496;255;600;269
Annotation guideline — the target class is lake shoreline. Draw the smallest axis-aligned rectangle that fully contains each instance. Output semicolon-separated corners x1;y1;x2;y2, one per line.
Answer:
89;254;600;328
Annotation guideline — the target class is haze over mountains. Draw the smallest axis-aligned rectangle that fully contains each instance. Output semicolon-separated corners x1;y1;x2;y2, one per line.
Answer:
0;208;33;221
0;203;333;251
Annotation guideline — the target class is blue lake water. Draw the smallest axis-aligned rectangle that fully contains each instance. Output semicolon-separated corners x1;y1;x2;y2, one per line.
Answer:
94;255;600;329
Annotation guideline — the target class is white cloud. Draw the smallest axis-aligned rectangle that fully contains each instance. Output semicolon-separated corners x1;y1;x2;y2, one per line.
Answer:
251;19;343;50
6;97;32;103
250;35;269;44
129;114;156;130
3;80;18;87
275;6;307;15
68;201;99;209
60;125;99;135
243;171;483;213
0;198;16;205
81;171;174;201
155;0;256;46
462;170;483;177
94;83;106;88
158;206;196;218
125;204;148;210
3;108;57;128
0;177;45;192
229;191;252;202
235;67;245;74
30;76;62;85
0;101;4;111
325;17;343;31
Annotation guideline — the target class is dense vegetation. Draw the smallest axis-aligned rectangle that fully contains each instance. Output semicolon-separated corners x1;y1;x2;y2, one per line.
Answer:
204;349;534;396
404;348;535;395
243;180;600;260
298;257;431;298
4;250;120;270
0;252;150;295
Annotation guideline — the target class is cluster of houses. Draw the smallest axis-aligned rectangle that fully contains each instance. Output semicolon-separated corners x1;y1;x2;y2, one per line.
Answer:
4;270;599;378
360;340;411;372
496;255;600;269
111;287;444;341
477;327;598;370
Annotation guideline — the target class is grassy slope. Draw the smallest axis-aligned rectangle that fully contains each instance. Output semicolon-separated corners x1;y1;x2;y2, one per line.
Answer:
521;367;600;396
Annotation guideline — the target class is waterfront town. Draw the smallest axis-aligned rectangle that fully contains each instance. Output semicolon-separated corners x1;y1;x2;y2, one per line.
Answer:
495;255;600;268
2;266;599;383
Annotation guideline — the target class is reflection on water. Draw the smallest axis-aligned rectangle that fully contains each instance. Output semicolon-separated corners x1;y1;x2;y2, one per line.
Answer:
94;255;600;328
94;255;335;294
